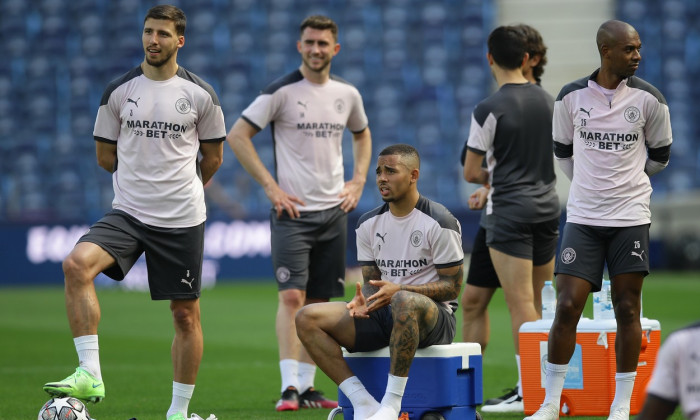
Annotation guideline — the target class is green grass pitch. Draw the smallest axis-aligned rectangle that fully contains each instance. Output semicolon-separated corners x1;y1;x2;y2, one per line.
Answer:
1;272;697;419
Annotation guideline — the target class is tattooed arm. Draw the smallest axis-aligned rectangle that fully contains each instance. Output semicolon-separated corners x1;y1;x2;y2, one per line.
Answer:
394;264;463;301
360;264;382;297
364;264;463;312
346;264;382;318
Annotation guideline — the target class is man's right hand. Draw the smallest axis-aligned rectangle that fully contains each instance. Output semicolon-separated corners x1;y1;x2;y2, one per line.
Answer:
468;185;489;210
264;183;306;219
347;282;369;318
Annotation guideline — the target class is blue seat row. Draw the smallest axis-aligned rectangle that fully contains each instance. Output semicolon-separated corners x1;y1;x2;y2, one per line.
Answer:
0;0;697;222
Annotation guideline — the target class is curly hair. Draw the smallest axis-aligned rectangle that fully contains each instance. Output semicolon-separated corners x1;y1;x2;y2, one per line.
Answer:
514;24;548;82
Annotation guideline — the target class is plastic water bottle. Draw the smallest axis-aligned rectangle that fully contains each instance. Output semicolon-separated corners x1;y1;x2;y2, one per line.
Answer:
593;279;614;320
542;280;556;320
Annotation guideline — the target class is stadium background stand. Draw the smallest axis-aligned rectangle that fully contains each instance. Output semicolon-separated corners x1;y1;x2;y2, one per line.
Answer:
0;0;697;225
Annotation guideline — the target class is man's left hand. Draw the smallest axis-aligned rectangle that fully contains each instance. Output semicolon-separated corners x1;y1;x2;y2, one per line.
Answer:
366;280;400;312
338;179;365;213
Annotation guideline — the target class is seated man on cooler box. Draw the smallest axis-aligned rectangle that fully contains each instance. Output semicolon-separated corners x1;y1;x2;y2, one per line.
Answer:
296;144;464;420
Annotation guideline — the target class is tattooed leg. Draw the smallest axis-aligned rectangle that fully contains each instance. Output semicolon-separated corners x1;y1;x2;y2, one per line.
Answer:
388;291;440;376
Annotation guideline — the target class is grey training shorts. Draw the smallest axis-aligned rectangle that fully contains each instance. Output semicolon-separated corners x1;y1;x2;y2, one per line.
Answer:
270;205;346;299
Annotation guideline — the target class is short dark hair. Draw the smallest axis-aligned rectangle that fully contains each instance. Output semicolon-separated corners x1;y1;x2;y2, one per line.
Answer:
487;26;527;70
144;5;187;36
379;144;420;169
514;24;547;82
300;15;338;42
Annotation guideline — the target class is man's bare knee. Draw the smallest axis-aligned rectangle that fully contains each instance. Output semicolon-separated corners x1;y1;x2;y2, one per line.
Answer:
390;290;415;310
280;289;305;309
62;254;81;277
554;294;583;324
171;303;199;332
614;298;640;325
295;306;313;332
62;252;95;285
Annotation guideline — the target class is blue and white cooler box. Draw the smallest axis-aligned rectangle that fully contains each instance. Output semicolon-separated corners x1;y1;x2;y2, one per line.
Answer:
336;343;483;420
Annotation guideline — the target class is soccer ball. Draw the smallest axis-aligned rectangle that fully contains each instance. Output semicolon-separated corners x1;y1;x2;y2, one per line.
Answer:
38;397;91;420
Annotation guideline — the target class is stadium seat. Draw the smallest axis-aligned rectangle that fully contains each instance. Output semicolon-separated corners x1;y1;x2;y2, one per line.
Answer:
24;0;700;223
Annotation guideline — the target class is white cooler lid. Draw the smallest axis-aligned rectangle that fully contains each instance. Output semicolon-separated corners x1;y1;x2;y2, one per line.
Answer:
519;318;554;333
342;342;482;370
519;317;660;333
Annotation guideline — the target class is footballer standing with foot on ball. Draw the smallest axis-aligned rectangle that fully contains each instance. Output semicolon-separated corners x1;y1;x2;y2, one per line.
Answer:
42;5;226;420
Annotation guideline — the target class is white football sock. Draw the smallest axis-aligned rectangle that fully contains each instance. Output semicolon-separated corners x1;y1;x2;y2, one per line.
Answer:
381;374;407;412
74;335;101;380
279;359;299;392
297;362;316;393
167;381;194;418
516;354;522;397
366;405;400;420
339;376;380;419
610;371;636;411
542;362;568;407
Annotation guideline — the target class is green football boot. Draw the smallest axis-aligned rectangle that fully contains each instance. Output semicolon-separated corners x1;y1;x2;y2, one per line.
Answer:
43;367;105;403
167;414;218;420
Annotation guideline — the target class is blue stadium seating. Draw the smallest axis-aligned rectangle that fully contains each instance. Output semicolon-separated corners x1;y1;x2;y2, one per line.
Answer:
0;0;491;222
0;0;695;223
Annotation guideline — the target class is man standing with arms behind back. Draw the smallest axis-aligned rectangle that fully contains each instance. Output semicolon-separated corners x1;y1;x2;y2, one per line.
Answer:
462;25;560;414
42;5;226;420
525;20;672;420
226;15;372;411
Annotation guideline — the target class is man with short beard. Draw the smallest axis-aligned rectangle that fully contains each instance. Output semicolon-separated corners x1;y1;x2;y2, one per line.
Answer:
226;14;372;412
296;144;463;420
43;5;226;420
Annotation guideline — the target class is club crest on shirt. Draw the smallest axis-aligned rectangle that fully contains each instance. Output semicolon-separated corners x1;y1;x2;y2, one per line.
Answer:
624;106;640;123
410;230;423;247
175;98;192;114
334;98;345;113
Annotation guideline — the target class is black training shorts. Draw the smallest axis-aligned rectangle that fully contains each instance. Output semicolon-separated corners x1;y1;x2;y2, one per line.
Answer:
78;210;205;300
350;301;456;352
466;226;500;288
555;222;650;291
